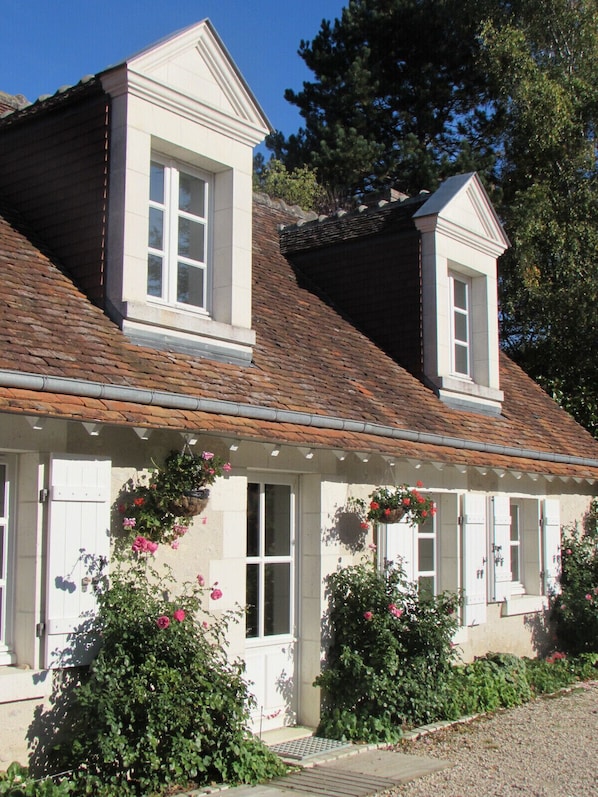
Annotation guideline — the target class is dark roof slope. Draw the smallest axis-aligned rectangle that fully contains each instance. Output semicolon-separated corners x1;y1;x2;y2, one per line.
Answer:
0;194;597;476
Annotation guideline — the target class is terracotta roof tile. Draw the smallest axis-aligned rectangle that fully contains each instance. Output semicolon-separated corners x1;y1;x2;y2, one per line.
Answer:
0;195;597;477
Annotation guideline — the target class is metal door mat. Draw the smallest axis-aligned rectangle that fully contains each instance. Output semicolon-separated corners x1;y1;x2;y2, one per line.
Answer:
268;736;352;761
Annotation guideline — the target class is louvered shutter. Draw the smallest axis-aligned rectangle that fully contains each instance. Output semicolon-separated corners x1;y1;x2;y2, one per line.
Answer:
492;496;512;602
44;455;111;668
381;515;416;584
542;498;561;596
462;494;488;626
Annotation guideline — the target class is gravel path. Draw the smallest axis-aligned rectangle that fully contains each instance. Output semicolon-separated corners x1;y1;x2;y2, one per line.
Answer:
388;681;598;797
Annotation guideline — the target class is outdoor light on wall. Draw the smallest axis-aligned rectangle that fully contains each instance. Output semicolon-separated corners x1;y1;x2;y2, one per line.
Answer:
333;450;347;461
134;427;152;441
82;422;102;436
299;447;314;459
229;442;239;452
383;456;396;467
263;443;280;457
355;452;370;463
26;416;45;431
181;433;198;446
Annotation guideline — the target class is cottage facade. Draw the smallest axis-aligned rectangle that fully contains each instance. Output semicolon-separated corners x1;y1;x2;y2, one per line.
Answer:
0;20;597;766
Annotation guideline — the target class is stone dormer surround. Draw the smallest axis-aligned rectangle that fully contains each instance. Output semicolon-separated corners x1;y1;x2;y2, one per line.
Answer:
280;173;510;415
100;20;270;363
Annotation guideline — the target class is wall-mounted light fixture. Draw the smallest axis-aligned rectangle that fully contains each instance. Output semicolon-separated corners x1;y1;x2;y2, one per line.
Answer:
82;422;102;436
134;427;152;441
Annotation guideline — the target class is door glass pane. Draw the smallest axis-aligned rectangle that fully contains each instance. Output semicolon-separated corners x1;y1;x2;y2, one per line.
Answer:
177;263;204;307
264;563;290;636
148;207;164;250
178;218;205;262
246;564;259;638
265;484;291;556
149;162;164;203
511;547;520;582
418;575;434;598
179;173;205;216
147;255;163;297
418;538;434;571
247;483;260;558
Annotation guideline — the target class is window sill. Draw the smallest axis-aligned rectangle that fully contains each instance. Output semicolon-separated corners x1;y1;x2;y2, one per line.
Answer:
0;667;53;703
501;595;548;617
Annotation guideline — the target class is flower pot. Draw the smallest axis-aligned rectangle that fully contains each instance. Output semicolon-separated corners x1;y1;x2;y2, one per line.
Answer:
380;507;406;523
169;488;210;518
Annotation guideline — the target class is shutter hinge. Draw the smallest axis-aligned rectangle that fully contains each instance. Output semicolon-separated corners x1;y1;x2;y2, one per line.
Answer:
458;515;463;526
39;488;49;504
36;622;45;638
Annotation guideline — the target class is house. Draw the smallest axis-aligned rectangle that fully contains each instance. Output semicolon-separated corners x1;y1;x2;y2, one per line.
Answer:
0;19;597;767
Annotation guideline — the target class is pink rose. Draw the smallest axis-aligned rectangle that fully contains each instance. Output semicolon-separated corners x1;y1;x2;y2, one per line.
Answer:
585;593;593;601
223;462;232;472
170;539;180;550
210;588;223;601
132;535;146;552
197;574;205;586
202;451;214;461
146;540;158;554
363;611;373;621
173;609;185;622
156;615;170;629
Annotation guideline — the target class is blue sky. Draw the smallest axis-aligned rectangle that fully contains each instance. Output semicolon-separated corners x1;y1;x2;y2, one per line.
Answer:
2;0;346;143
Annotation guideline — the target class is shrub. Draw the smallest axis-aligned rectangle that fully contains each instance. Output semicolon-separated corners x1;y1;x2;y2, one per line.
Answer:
550;499;598;655
446;653;532;716
52;549;285;795
314;557;460;741
0;763;73;796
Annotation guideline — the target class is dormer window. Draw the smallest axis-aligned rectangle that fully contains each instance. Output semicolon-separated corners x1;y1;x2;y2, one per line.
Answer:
450;273;471;378
148;157;211;312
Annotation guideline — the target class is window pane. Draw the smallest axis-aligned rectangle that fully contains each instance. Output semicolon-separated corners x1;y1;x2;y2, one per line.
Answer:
148;207;164;250
178;218;205;262
453;279;467;310
245;564;259;638
418;575;434;599
177;263;204;307
147;255;163;297
511;547;520;582
454;311;468;343
247;483;260;558
179;173;205;216
265;484;291;556
0;465;5;517
418;538;435;572
150;162;164;203
455;343;469;375
264;563;290;636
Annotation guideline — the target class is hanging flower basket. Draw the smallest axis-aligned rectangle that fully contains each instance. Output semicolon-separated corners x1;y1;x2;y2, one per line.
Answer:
168;488;210;518
379;507;406;524
366;483;436;525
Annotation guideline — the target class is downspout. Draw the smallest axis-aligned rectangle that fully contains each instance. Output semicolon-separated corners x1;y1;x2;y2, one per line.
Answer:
1;368;598;469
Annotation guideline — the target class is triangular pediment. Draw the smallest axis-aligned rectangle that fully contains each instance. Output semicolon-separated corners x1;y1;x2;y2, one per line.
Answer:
413;173;509;254
126;19;270;136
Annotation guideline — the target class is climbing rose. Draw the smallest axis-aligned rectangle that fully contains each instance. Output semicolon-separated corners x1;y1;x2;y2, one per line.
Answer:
585;593;593;601
173;609;186;622
363;611;373;621
202;451;214;460
197;574;205;586
156;615;170;629
210;588;223;601
170;539;180;550
223;462;232;472
388;603;403;618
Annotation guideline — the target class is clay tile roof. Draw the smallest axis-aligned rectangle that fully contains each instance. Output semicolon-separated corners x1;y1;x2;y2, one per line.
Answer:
0;193;598;478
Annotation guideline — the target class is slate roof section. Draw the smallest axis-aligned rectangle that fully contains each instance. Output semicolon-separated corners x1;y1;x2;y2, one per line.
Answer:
0;194;597;478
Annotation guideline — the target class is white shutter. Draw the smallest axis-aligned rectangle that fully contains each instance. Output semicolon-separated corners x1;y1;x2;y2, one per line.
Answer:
381;516;416;584
44;455;111;668
542;498;561;596
492;495;512;602
462;494;487;626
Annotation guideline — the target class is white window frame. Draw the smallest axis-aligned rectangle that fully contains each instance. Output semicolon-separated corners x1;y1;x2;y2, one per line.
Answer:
417;513;437;596
147;155;213;313
449;273;472;378
509;501;525;595
0;456;15;664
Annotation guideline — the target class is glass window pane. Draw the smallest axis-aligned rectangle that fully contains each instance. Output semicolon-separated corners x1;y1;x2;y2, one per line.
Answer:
418;538;435;572
418;575;434;599
454;312;468;343
150;162;164;203
177;262;204;307
264;563;290;636
147;255;163;297
265;484;291;556
453;279;467;310
178;218;205;261
247;483;260;558
179;173;205;217
0;465;5;517
511;547;520;582
245;564;259;638
455;343;469;375
148;207;164;250
510;507;519;542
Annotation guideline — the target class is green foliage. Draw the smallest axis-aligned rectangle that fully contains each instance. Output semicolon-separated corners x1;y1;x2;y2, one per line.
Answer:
51;550;285;796
0;763;73;796
366;483;436;525
550;500;598;654
446;653;532;716
117;448;231;547
253;157;326;211
315;557;460;741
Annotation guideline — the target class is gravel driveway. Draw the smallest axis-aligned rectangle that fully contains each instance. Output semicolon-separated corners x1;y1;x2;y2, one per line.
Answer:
389;681;598;797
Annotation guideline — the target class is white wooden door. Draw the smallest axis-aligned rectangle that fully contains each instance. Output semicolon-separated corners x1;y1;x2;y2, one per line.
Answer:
491;495;512;602
244;477;297;732
44;455;111;668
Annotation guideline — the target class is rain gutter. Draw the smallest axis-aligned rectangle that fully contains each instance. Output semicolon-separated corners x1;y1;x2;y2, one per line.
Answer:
2;369;598;469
